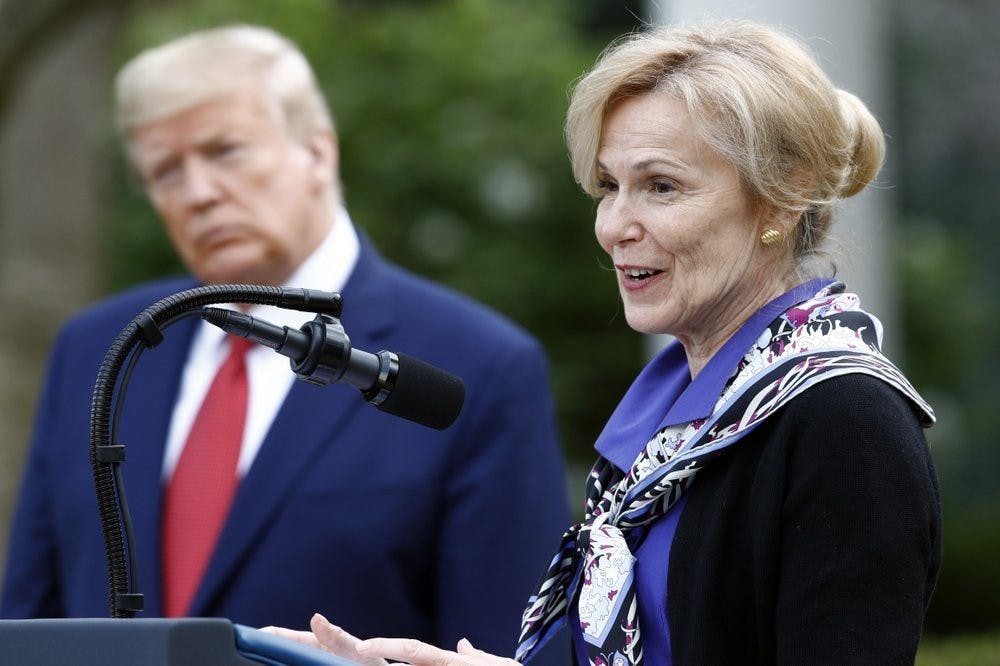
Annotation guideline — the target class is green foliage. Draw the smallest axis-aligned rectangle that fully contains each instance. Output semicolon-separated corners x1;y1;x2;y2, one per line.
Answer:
924;502;1000;635
917;631;1000;666
107;153;184;287
892;3;1000;635
106;0;643;462
897;224;988;391
897;228;1000;637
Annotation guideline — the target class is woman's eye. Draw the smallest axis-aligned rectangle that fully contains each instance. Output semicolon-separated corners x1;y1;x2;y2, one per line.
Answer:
651;180;674;194
596;178;618;193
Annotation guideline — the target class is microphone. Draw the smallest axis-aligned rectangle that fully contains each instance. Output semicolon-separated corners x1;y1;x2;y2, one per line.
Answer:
200;308;465;430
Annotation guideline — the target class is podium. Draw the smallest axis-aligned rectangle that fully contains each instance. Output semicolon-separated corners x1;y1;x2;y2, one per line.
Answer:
0;618;359;665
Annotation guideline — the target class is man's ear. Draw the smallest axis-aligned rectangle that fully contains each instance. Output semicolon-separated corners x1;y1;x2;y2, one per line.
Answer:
304;130;338;193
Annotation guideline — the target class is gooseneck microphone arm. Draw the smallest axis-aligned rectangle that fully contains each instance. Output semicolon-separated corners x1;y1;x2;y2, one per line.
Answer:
91;285;343;618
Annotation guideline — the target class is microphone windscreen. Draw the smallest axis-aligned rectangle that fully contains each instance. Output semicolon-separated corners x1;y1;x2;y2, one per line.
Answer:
376;352;465;430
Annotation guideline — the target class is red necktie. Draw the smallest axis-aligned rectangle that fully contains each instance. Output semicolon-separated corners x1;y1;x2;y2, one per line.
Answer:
162;335;253;617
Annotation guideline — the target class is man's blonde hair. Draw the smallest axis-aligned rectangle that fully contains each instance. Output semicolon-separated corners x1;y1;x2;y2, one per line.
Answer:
115;24;333;145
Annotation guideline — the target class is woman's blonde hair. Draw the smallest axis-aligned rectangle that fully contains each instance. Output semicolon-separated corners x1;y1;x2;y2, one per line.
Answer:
566;20;885;269
115;24;332;145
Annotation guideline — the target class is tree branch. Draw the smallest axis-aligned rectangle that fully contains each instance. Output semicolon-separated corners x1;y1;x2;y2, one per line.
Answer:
0;0;131;122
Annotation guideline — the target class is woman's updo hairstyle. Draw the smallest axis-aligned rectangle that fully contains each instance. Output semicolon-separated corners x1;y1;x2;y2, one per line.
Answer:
565;20;885;272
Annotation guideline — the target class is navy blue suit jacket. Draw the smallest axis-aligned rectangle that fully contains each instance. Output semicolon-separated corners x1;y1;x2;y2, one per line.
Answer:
1;239;570;660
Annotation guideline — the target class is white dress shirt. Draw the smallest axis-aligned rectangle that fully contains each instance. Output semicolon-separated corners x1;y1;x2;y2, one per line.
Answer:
161;207;360;481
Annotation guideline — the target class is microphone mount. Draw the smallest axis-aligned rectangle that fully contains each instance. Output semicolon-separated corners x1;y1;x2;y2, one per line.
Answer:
292;316;398;401
198;308;401;408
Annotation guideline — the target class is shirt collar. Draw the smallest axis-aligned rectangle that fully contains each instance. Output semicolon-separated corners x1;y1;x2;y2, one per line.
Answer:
250;204;360;329
198;205;361;350
595;277;835;470
663;277;834;426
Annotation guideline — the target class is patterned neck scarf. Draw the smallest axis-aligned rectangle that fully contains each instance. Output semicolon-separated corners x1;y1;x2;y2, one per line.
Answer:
516;283;934;666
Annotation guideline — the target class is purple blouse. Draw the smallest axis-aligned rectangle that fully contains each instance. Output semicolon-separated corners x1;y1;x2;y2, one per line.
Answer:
569;278;833;666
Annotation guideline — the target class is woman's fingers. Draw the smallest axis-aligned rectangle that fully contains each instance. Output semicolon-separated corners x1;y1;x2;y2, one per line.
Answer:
357;637;463;665
258;625;322;650
310;613;388;666
291;617;519;666
455;638;521;665
355;636;517;665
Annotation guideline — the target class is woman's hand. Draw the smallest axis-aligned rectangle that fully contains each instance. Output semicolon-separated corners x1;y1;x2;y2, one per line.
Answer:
355;634;519;666
263;613;520;666
261;613;388;666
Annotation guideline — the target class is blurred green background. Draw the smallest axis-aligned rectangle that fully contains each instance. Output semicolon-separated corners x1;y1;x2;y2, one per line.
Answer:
0;0;997;656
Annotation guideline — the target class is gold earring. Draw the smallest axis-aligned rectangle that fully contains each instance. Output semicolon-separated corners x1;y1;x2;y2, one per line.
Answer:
760;228;781;247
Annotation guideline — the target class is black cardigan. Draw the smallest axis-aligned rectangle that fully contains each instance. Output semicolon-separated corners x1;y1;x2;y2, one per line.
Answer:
665;373;941;665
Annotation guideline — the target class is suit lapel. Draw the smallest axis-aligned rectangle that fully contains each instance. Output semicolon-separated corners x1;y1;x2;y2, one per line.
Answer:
191;239;397;614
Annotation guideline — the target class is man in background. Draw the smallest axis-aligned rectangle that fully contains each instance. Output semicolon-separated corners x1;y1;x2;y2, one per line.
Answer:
1;24;569;660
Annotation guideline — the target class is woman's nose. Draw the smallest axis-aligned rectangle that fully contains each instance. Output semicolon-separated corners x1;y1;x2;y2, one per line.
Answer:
595;195;643;249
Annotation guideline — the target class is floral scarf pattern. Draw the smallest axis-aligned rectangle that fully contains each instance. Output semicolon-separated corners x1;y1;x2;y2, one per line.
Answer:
516;283;934;665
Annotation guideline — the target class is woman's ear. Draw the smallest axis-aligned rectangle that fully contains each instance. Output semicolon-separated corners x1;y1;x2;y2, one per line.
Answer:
754;168;815;243
750;197;804;255
770;204;805;238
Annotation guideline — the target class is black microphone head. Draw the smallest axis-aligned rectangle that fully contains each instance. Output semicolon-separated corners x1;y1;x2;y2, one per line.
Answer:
376;352;465;430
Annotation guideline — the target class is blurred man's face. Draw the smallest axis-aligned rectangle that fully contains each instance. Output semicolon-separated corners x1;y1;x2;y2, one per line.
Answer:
128;89;335;286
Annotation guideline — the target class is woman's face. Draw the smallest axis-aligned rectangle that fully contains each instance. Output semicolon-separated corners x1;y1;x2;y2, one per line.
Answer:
594;91;785;348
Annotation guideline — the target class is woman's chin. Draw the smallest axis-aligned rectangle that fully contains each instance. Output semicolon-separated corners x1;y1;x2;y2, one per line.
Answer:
624;311;671;337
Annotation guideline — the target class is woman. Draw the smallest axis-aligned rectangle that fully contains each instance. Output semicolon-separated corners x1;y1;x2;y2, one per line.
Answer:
267;19;941;665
